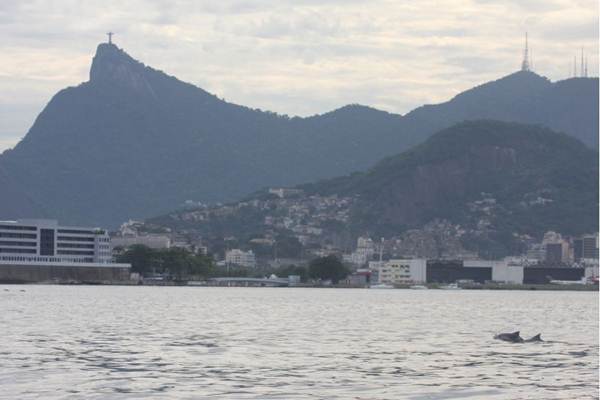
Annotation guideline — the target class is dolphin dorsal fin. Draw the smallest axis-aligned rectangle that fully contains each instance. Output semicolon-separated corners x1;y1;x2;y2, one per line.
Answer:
531;334;541;340
511;331;520;336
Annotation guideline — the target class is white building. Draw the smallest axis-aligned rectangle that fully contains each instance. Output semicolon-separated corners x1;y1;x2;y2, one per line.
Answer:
268;188;303;198
225;249;256;268
111;234;171;250
464;260;523;284
343;236;376;266
377;259;426;284
0;219;129;267
343;249;371;265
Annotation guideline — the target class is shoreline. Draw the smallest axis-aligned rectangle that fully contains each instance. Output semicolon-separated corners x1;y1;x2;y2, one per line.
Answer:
1;280;598;291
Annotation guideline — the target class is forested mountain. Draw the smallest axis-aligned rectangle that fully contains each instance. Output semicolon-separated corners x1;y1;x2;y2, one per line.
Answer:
150;121;598;259
303;120;598;238
0;42;597;227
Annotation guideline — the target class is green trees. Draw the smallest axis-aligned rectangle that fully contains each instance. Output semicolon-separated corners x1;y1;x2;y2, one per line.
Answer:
116;245;215;279
308;255;350;284
275;235;303;258
116;245;157;274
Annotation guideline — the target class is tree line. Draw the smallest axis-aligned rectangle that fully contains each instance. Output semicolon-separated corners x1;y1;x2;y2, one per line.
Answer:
117;245;351;283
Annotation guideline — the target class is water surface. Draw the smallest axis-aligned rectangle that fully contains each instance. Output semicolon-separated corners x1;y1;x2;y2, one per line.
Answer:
1;286;597;399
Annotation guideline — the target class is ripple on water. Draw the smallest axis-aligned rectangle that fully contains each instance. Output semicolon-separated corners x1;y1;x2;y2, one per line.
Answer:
0;286;597;399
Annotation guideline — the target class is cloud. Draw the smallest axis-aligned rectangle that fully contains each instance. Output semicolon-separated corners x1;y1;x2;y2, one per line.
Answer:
0;0;597;151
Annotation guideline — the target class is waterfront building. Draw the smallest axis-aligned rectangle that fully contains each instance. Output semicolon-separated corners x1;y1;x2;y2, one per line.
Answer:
426;260;492;283
0;219;130;283
225;249;256;268
373;258;591;286
378;259;426;284
522;267;585;284
0;219;113;264
464;260;523;284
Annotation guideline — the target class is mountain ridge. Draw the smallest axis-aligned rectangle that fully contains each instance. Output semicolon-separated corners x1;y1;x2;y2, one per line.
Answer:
0;43;597;227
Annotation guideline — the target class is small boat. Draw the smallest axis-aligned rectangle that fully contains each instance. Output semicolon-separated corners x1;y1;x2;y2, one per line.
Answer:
370;283;394;289
440;283;462;290
409;285;428;290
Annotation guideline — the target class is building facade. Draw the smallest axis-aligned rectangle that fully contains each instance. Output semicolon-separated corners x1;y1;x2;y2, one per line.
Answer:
582;235;599;260
464;259;523;284
0;219;113;264
426;260;492;283
0;219;130;283
111;234;171;250
343;236;377;266
225;249;256;268
378;259;426;284
545;243;565;264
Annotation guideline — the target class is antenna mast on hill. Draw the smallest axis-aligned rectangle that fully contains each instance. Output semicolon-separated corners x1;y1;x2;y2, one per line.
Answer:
107;32;114;44
521;32;530;71
530;46;533;70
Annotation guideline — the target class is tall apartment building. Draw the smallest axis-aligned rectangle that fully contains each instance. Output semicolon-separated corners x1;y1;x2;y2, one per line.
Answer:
574;234;599;261
545;243;565;264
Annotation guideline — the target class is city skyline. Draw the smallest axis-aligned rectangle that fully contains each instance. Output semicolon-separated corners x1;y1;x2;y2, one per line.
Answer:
0;0;598;152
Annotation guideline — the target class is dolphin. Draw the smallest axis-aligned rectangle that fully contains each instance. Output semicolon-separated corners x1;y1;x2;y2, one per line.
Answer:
524;333;542;342
493;331;543;343
494;331;524;343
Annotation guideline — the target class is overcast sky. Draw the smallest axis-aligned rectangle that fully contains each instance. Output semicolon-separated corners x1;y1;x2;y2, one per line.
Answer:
0;0;597;152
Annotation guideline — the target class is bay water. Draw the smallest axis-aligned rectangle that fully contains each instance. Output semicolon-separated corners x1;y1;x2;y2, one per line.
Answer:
1;286;597;399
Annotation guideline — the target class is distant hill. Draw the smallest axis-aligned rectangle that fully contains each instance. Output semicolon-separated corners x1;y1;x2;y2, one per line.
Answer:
304;120;598;238
151;121;598;259
0;42;597;227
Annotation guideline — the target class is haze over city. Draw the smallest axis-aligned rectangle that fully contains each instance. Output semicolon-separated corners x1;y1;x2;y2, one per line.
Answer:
0;0;597;152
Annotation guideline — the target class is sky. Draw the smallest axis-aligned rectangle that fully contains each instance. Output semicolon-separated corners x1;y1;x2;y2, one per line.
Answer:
0;0;598;152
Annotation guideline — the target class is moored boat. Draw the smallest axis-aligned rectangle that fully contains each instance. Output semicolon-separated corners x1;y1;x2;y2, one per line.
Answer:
439;283;462;290
370;283;394;289
409;284;428;290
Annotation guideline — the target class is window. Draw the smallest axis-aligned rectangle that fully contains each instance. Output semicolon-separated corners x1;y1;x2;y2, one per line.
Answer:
0;225;36;231
57;243;95;249
57;229;96;235
0;248;36;254
57;236;95;242
40;229;55;256
57;250;95;256
0;241;36;247
0;232;36;239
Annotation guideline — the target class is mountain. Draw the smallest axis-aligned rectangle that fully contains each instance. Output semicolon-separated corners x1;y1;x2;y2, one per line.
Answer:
149;121;598;259
0;43;597;227
304;120;598;237
403;72;598;149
